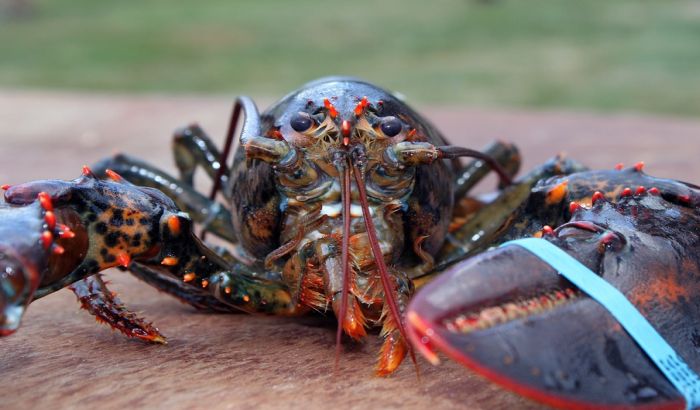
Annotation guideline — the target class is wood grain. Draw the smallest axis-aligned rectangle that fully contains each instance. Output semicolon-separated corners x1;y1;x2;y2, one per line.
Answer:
1;91;699;410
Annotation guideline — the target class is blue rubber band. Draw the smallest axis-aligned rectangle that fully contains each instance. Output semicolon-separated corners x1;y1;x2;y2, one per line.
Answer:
500;238;700;410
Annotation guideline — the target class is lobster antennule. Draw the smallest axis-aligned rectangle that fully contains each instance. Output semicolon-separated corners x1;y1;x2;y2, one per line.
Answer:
437;146;513;187
351;163;418;374
334;162;353;371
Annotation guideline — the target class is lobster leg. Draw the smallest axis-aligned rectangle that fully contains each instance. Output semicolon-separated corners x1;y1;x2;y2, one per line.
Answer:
92;154;237;243
433;156;588;273
69;274;166;343
127;262;234;312
375;269;413;376
140;210;300;316
172;124;228;188
452;141;521;199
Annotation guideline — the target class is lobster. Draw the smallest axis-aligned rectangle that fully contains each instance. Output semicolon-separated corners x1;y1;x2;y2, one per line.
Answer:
3;78;696;401
0;77;528;375
407;163;700;409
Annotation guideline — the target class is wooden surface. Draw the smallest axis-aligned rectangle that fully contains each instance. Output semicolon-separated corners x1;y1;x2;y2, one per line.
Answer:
1;90;699;410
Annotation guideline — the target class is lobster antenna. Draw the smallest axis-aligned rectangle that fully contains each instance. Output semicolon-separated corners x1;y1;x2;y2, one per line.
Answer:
438;146;513;186
204;97;261;239
334;162;353;373
351;164;418;372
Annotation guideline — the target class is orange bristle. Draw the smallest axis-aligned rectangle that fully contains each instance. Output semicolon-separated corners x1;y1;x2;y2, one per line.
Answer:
592;191;605;204
59;224;76;239
82;165;95;177
354;96;369;117
44;211;56;230
41;230;53;249
161;256;179;266
116;252;131;268
105;169;123;181
323;98;338;119
38;192;53;212
569;202;581;214
168;215;181;236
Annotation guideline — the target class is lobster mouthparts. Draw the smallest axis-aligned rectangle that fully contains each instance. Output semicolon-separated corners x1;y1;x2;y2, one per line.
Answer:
408;192;700;409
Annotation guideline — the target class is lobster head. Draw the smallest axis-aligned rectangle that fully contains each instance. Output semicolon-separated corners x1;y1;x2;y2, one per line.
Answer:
407;183;700;408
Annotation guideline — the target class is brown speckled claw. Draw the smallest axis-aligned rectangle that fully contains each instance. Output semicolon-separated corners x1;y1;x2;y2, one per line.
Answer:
0;169;180;338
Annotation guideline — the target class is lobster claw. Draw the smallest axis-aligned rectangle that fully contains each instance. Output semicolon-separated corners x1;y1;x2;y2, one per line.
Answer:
407;244;691;409
0;200;47;335
0;248;40;335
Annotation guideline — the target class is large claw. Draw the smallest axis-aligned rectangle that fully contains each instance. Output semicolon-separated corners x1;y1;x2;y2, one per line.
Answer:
408;189;700;409
0;169;183;340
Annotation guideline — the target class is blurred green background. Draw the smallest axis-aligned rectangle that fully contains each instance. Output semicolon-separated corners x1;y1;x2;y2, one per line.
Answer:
1;0;699;116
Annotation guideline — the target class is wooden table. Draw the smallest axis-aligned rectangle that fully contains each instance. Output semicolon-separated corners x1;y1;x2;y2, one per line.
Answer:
1;91;699;409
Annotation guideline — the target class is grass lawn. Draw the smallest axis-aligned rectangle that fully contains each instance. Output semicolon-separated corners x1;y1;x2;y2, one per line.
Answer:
1;0;699;116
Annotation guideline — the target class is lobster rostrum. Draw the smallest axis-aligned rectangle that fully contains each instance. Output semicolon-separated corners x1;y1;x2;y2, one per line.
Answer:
407;164;700;409
77;77;521;375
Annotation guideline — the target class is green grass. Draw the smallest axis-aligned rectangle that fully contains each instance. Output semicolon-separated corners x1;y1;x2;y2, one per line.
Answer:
1;0;700;116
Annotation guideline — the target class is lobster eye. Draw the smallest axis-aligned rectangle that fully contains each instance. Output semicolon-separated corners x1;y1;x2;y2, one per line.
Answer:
290;112;313;132
380;116;403;137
